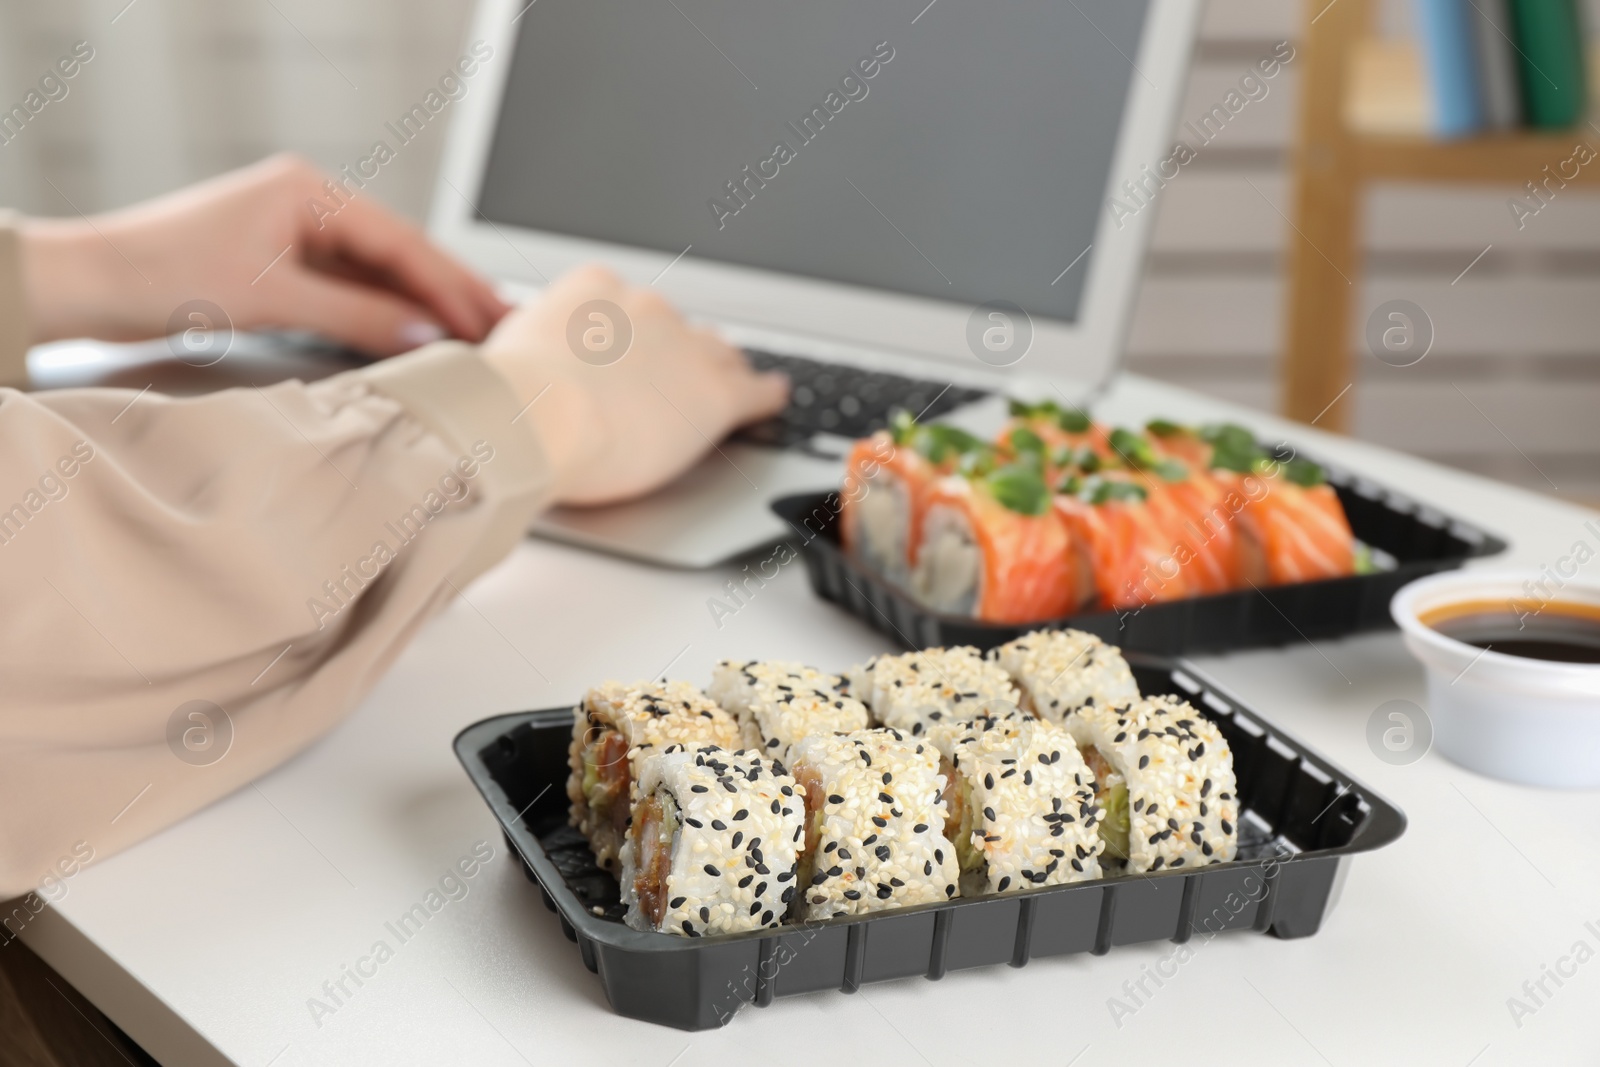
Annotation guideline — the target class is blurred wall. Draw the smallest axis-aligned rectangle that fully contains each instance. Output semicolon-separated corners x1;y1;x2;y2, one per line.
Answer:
3;0;1599;502
0;0;475;220
1133;0;1600;503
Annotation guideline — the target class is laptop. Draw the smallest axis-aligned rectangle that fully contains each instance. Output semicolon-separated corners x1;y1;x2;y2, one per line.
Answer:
431;0;1201;567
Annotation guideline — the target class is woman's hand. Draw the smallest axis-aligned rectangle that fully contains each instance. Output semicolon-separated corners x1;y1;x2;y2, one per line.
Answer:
481;265;789;506
19;154;508;356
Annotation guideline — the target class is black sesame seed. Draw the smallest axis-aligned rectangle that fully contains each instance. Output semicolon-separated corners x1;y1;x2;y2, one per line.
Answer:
983;806;997;822
1221;819;1234;834
712;820;727;831
828;794;845;805
670;896;687;908
877;885;893;899
691;785;708;793
1139;755;1150;769
1071;859;1083;872
997;876;1011;891
984;773;995;790
704;864;720;876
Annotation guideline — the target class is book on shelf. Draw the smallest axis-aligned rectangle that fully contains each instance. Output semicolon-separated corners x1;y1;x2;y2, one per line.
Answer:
1414;0;1487;136
1410;0;1589;136
1469;0;1523;128
1507;0;1588;127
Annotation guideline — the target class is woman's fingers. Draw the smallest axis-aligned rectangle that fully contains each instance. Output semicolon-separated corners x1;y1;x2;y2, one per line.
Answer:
735;369;790;425
311;193;508;343
274;268;445;357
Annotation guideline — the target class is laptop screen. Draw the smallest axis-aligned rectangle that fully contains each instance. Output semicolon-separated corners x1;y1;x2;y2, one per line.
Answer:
476;0;1149;325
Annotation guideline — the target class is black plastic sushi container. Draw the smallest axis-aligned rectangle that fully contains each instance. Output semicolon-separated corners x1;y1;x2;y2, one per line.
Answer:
769;460;1507;656
456;657;1406;1030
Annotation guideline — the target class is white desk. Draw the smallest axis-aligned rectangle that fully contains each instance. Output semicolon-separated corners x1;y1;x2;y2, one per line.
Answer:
21;373;1600;1066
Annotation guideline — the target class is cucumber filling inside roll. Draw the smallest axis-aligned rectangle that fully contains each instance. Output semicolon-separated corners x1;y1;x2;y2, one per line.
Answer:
1080;744;1130;862
791;762;827;906
631;790;682;928
581;727;633;835
937;757;984;873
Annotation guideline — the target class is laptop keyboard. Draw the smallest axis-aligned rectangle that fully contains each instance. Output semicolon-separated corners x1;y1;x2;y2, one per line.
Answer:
735;349;988;450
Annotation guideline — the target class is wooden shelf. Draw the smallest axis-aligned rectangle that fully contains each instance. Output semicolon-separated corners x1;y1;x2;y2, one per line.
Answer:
1281;0;1600;431
1354;134;1600;183
1343;38;1600;183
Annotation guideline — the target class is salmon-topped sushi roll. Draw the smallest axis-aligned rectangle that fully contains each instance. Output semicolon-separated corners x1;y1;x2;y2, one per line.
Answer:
1000;400;1113;473
1231;467;1356;584
912;470;1095;623
1053;472;1194;611
840;414;983;586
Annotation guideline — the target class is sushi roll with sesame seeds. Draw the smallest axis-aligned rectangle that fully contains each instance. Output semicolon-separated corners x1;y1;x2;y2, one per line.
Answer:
621;745;803;937
931;715;1105;894
786;729;961;918
848;647;1020;738
568;681;742;873
707;660;870;765
990;629;1140;725
1062;694;1239;873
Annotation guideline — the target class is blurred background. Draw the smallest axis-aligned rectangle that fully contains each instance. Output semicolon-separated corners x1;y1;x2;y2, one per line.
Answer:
3;0;1598;501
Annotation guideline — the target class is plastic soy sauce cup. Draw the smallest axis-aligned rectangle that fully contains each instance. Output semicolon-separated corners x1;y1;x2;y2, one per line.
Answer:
1391;570;1600;788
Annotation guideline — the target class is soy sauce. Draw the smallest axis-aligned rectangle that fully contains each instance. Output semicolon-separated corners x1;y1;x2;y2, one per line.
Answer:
1421;599;1600;664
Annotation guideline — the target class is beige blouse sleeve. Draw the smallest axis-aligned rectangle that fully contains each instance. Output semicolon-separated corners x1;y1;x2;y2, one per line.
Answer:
0;211;29;388
0;324;554;896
